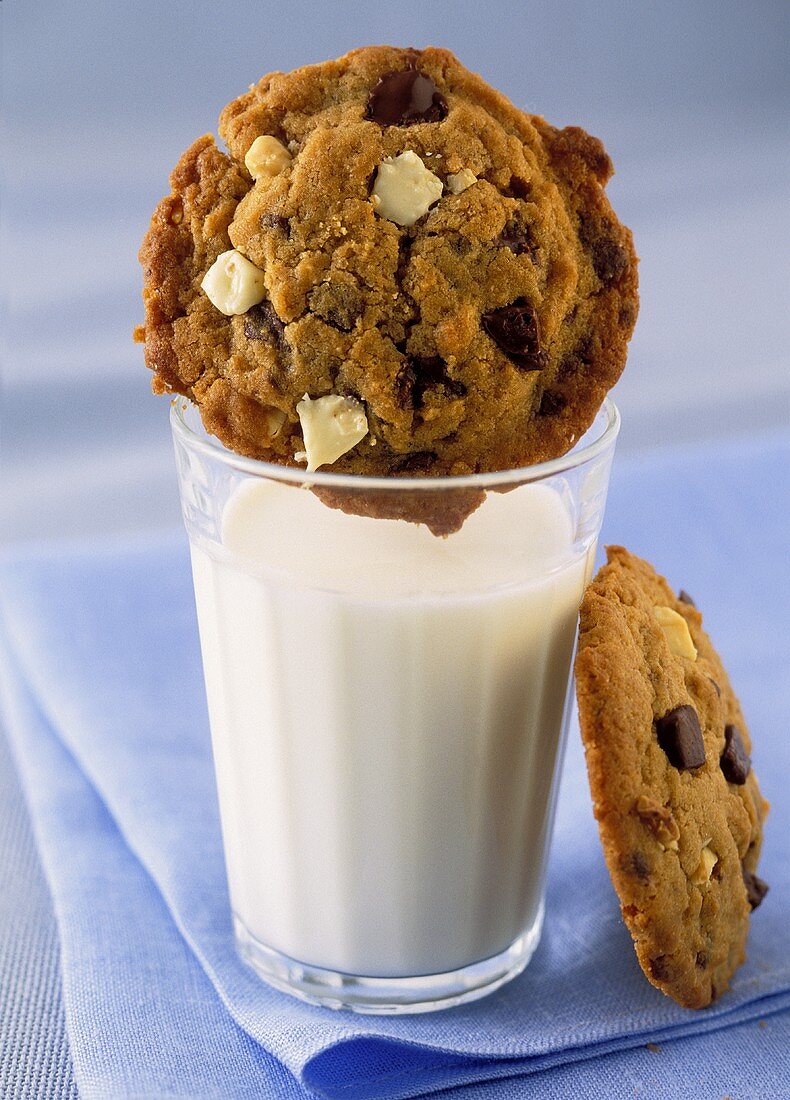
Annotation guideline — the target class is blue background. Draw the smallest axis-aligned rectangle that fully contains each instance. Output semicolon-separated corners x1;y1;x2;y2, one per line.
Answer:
2;0;788;543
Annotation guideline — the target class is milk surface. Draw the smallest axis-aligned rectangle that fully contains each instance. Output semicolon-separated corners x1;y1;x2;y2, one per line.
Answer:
190;479;592;977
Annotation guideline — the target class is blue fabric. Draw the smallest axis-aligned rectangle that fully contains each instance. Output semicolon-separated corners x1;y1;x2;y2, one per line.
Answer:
0;430;788;1099
0;708;77;1098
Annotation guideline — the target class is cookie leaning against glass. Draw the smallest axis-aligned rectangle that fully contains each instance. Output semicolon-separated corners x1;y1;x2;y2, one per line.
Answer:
575;546;769;1009
136;44;638;495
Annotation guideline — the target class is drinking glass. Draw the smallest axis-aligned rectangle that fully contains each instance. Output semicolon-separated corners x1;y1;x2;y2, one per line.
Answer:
171;397;619;1013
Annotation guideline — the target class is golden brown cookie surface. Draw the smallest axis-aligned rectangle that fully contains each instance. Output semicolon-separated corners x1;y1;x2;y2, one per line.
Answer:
575;547;769;1009
138;46;638;475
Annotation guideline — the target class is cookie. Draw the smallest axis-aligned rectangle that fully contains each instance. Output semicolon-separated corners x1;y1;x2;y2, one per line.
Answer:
574;546;768;1009
137;45;638;479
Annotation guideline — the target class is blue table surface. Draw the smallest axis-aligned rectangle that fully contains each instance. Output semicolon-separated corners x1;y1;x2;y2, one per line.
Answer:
0;715;77;1099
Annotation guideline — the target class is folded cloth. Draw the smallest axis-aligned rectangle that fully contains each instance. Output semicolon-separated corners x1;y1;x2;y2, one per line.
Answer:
0;430;788;1099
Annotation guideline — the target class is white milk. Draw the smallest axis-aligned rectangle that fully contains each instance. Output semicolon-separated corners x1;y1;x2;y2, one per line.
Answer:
190;479;592;977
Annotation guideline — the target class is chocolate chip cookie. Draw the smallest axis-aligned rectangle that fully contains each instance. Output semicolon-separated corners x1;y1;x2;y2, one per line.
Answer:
575;547;768;1009
137;45;638;477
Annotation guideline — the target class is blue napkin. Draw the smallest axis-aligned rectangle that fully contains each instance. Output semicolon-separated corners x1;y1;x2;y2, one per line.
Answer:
1;430;789;1099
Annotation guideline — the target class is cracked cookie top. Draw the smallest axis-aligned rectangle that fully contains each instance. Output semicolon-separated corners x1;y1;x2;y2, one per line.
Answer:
575;547;769;1009
137;45;638;477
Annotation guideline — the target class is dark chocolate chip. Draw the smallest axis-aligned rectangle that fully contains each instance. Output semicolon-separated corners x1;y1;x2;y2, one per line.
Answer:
504;177;531;199
649;956;670;981
695;951;708;969
481;299;546;371
627;851;651;882
320;304;361;332
450;234;473;257
590;238;629;283
538;390;566;417
655;705;706;770
394;360;417;409
366;69;448;126
396;356;466;410
260;213;290;234
720;724;751;784
498;220;536;257
308;283;364;332
555;336;593;384
579;215;630;283
395;451;437;473
395;233;414;290
243;301;286;349
743;869;769;910
678;589;696;606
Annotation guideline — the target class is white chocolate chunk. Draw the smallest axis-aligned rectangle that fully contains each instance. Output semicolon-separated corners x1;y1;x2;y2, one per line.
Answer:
244;135;292;180
446;168;477;194
654;606;698;660
691;843;718;886
200;250;266;316
371;151;443;227
296;394;368;471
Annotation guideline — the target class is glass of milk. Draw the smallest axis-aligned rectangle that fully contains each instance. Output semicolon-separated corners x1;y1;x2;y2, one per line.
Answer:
171;398;619;1013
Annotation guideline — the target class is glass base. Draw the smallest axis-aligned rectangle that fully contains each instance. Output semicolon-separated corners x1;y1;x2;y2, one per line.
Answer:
234;902;544;1015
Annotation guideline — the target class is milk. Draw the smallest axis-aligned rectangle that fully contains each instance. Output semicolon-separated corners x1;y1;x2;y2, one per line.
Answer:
190;478;592;978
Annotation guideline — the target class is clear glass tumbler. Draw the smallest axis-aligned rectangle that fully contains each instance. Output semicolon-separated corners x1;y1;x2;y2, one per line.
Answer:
171;398;619;1013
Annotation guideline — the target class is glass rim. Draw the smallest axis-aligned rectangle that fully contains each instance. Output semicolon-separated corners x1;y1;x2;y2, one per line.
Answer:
170;396;620;492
